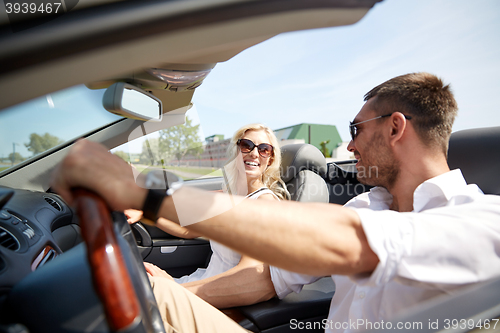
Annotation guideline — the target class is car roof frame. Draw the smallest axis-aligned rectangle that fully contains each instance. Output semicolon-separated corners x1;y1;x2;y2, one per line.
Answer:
0;0;381;110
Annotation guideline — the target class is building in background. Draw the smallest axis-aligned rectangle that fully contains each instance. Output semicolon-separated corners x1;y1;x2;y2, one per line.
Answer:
186;134;230;168
274;123;342;157
330;142;354;162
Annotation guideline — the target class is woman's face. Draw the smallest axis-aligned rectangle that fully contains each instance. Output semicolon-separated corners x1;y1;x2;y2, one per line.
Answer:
239;129;273;183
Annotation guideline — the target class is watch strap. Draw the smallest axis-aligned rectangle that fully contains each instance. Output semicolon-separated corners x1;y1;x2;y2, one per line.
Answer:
142;189;167;225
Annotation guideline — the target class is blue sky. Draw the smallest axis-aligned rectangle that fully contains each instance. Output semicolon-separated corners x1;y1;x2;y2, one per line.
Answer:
190;0;500;143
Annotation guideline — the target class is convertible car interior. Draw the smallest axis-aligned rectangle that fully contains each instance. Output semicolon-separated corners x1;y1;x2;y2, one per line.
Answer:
1;127;499;332
0;0;498;332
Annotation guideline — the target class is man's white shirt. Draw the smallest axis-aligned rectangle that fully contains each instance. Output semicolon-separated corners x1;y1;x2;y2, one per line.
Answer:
270;169;500;332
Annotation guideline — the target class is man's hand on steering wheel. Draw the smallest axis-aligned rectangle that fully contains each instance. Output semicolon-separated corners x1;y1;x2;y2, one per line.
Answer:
51;139;147;211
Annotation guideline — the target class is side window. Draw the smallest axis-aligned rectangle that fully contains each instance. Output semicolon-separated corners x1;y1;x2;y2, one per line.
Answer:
111;118;224;181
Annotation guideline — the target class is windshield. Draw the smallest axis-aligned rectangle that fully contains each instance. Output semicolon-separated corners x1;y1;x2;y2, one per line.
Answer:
0;85;122;174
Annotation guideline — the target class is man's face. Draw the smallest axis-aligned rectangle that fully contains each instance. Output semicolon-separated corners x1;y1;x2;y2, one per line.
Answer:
347;98;400;189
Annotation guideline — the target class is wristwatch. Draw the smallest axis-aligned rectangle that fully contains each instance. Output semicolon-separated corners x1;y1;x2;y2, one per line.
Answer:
141;171;183;226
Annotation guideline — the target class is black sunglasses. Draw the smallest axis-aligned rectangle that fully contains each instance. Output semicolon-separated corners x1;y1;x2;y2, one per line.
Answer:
349;112;412;141
237;138;274;158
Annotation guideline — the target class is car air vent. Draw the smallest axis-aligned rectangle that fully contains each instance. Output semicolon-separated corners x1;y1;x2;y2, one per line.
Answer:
44;197;62;211
0;256;5;272
0;227;20;251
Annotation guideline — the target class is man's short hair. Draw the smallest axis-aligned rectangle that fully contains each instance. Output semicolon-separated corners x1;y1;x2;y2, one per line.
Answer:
364;72;458;155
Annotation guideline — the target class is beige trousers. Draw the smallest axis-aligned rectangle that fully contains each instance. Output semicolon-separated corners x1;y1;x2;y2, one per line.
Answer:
149;276;250;333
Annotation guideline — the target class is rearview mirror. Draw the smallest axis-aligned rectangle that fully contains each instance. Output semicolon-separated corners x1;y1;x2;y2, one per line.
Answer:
103;82;162;121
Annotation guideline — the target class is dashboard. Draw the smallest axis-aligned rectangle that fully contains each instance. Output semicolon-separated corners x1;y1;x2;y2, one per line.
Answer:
0;186;80;304
0;186;164;332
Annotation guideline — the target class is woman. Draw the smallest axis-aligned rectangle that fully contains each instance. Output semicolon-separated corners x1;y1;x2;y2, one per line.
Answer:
141;123;289;285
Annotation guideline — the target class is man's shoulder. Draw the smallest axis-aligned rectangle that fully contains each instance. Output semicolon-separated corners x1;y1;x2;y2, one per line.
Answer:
414;169;484;212
344;187;391;209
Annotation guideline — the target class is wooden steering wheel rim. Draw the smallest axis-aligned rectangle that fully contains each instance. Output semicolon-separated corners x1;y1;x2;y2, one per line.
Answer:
74;188;140;331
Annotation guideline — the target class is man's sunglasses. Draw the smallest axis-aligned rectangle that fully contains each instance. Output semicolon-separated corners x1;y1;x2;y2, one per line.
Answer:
237;139;274;158
349;112;412;141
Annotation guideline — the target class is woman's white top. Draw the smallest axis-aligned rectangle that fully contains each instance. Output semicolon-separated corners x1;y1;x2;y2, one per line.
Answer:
174;187;278;284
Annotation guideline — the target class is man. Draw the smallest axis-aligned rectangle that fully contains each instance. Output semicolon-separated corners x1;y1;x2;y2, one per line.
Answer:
51;73;500;332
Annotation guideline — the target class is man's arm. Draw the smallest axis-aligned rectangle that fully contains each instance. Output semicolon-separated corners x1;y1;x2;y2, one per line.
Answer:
162;194;277;308
161;187;378;277
182;256;276;308
51;139;379;278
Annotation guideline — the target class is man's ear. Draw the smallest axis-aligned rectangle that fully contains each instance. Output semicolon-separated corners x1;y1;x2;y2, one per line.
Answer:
388;112;407;146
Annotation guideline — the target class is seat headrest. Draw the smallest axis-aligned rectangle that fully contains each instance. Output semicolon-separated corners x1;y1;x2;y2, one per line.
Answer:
448;126;500;195
280;144;327;183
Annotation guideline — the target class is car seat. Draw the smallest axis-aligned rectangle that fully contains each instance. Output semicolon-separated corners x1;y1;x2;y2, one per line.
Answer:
447;126;500;195
237;144;333;332
280;143;329;202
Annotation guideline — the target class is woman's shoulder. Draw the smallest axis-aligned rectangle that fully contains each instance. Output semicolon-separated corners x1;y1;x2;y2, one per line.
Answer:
247;187;279;200
257;193;279;201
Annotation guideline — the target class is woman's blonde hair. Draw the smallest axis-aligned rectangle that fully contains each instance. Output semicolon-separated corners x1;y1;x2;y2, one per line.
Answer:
224;123;290;200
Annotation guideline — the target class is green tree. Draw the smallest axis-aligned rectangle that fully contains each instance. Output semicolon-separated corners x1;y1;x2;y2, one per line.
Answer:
113;150;130;163
25;133;64;156
320;140;331;158
158;117;203;165
8;152;24;164
139;137;168;165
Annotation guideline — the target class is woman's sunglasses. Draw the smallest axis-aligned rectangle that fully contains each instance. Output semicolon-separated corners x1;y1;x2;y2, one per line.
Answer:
237;139;274;158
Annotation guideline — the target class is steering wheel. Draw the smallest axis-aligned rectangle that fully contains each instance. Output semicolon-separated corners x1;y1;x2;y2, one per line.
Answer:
73;189;165;332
